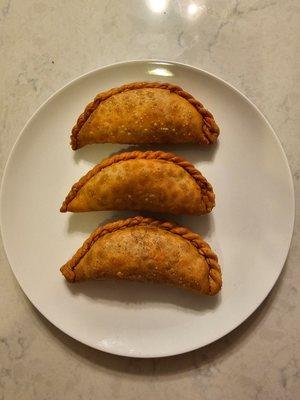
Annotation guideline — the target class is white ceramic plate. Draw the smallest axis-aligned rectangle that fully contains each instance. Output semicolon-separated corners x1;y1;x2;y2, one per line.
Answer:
0;61;294;358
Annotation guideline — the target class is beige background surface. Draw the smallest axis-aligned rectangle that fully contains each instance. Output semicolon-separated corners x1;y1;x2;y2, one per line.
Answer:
0;1;299;399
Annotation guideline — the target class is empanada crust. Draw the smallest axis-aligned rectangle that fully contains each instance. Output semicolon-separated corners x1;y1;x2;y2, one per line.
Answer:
71;82;219;149
60;216;222;295
60;151;215;215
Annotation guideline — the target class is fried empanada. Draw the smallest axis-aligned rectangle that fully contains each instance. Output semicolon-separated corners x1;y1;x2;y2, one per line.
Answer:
60;216;222;295
60;151;215;214
71;82;219;149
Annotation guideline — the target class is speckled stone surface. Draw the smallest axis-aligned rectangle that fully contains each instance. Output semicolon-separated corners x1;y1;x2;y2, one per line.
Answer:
0;1;299;399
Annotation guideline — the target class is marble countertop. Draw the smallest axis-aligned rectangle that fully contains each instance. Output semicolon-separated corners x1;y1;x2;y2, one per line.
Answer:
0;1;299;399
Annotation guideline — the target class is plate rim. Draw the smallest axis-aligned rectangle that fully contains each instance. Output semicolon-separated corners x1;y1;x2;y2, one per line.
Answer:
0;59;295;358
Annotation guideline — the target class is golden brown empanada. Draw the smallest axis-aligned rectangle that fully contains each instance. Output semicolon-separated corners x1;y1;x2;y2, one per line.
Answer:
60;216;222;295
71;82;219;149
60;151;215;214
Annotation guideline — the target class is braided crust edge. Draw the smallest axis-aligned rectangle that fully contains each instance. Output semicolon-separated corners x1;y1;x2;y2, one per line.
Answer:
70;81;220;149
60;150;215;213
60;216;222;295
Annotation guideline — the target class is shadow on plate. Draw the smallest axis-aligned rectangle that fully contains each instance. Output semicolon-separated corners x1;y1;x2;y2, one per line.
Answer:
67;210;136;234
73;142;219;166
66;279;220;313
67;210;215;237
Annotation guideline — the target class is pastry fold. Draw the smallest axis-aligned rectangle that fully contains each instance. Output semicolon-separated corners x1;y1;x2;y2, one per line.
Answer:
60;216;222;295
60;151;215;215
71;82;219;149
